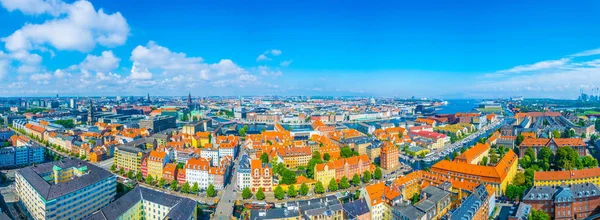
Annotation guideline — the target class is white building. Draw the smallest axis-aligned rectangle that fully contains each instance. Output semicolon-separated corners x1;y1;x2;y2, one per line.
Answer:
237;154;251;190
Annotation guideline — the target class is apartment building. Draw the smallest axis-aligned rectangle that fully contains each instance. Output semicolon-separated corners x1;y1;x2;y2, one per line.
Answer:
534;167;600;188
88;186;197;220
16;159;116;220
314;155;374;184
114;145;148;172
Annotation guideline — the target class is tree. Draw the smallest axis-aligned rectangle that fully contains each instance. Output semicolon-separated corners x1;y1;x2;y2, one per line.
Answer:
170;180;178;191
323;153;331;161
242;187;252;199
516;134;525;146
110;164;116;172
445;155;451;161
158;178;166;188
374;167;383;180
583;155;598;168
537;147;553;164
192;116;198;122
260;152;269;164
119;167;125;175
552;130;561;138
328;178;338;191
136;171;143;182
182;182;191;193
341;146;353;158
489;150;499;164
300;183;309;196
352;174;361;186
529;208;551;220
281;169;297;185
127;170;134;179
513;172;526;186
363;171;372;183
274;186;285;200
207;184;216;197
480;156;488;166
145;175;154;185
192;183;199;194
256;187;265;200
314;181;325;194
181;113;189;122
505;184;526;200
411;193;420;204
288;185;297;198
525;147;536;161
554;146;581;170
524;168;535;187
339;176;350;189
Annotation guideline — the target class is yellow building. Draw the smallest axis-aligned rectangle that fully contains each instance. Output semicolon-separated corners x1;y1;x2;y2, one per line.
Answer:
114;146;145;172
277;146;312;169
192;131;211;148
534;167;600;187
147;150;168;179
90;186;197;220
314;163;336;185
16;159;116;220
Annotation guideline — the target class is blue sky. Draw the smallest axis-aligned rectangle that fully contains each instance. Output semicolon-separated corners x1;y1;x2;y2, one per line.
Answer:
1;0;600;98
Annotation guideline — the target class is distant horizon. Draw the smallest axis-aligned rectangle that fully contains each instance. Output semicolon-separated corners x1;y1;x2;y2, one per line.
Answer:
1;0;599;98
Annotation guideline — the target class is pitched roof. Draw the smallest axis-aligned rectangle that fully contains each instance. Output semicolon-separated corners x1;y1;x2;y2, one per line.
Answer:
535;167;600;182
455;143;490;163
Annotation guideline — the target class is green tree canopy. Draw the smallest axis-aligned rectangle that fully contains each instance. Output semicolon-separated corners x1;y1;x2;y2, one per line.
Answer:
299;183;309;196
339;176;350;189
158;178;166;188
274;186;285;200
323;153;331;161
328;178;339;191
192;182;199;194
260;152;269;164
181;182;191;193
314;181;325;194
374;167;383;180
352;174;361;186
288;185;297;198
363;171;372;183
256;187;265;200
207;184;216;197
341;146;353;158
170;180;178;191
242;187;252;199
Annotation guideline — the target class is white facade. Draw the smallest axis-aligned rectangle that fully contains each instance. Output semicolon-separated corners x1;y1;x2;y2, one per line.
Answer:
185;168;210;190
200;149;220;166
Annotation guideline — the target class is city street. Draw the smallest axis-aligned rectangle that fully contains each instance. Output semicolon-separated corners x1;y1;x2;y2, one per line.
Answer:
213;149;244;218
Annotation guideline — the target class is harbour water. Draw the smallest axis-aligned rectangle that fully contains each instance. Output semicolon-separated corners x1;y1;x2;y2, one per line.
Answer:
436;99;479;114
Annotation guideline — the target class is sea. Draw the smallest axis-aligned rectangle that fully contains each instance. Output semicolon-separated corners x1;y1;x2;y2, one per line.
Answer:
436;99;480;114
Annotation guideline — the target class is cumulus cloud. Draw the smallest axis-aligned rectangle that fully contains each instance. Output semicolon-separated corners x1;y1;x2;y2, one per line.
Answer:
256;49;282;62
0;59;8;80
256;54;270;61
79;50;120;72
1;0;129;52
129;62;153;80
280;60;292;67
0;0;67;16
30;72;52;81
257;66;282;77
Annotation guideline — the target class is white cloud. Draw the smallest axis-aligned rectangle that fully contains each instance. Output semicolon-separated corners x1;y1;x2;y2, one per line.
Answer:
80;50;120;72
53;69;67;78
499;58;569;73
256;54;270;61
280;60;292;67
30;72;52;81
257;65;282;77
129;62;153;80
0;59;8;80
270;49;282;56
0;0;67;16
131;41;204;71
2;0;129;52
256;49;282;62
210;59;247;76
570;48;600;57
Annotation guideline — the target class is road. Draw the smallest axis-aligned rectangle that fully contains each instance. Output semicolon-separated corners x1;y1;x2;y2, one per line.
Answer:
213;149;244;219
96;158;114;170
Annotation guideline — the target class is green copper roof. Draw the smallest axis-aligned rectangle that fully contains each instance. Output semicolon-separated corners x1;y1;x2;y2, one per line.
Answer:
52;165;62;171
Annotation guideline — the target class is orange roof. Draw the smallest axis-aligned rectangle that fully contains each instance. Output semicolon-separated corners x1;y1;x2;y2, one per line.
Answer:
277;146;311;157
521;132;536;139
195;131;211;138
520;138;586;147
455;143;490;163
384;127;406;134
486;114;496;120
365;182;385;206
296;176;316;184
186;157;210;170
163;163;177;175
535;167;600;182
431;150;517;182
148;150;167;161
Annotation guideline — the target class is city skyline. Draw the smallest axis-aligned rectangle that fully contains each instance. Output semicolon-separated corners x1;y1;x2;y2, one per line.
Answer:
1;0;600;98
